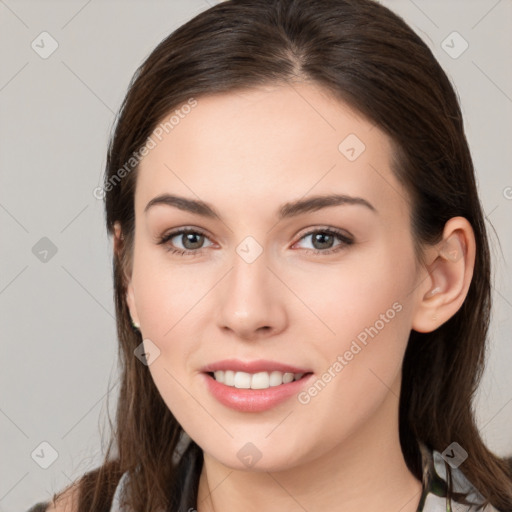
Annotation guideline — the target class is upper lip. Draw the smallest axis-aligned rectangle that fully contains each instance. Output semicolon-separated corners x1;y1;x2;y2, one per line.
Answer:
200;359;311;374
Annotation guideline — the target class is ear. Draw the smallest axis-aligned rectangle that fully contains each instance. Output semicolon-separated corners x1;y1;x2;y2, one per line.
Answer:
412;217;476;333
113;221;140;329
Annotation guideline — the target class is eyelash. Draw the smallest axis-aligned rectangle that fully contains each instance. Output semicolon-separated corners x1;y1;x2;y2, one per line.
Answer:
157;227;354;257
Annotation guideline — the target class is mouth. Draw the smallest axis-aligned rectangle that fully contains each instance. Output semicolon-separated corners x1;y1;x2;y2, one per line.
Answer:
206;370;311;389
200;361;314;412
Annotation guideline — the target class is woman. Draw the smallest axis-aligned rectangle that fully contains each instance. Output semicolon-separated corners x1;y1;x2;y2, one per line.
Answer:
29;0;512;511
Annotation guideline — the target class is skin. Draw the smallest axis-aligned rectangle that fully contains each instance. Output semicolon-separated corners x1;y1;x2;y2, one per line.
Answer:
114;82;475;512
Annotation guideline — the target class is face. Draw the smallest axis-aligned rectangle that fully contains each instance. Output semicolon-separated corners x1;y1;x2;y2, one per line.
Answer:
123;82;424;471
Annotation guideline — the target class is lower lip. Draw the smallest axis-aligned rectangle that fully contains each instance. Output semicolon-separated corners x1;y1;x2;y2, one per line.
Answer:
202;373;313;412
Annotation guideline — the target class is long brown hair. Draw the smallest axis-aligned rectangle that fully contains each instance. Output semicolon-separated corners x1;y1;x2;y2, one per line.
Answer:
49;0;512;510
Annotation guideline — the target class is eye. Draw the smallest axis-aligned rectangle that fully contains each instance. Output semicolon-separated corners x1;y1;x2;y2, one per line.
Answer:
157;226;354;257
157;228;214;256
293;228;354;255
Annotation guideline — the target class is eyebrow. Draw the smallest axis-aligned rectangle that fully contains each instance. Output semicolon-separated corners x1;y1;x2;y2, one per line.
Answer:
144;193;377;219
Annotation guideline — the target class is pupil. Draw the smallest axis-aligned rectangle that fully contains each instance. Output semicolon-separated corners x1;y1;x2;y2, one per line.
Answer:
184;233;203;249
314;232;333;250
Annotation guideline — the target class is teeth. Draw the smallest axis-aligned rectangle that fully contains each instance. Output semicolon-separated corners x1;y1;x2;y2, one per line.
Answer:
233;371;251;389
269;371;282;387
212;370;305;389
224;370;235;386
251;371;269;389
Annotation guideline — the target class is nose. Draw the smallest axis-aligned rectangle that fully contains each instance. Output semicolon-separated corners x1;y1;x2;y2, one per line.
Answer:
215;251;288;341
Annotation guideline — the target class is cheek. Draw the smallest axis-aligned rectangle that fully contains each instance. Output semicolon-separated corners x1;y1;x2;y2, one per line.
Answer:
287;245;416;402
132;248;208;339
286;244;414;345
289;274;413;453
130;254;207;405
132;261;209;431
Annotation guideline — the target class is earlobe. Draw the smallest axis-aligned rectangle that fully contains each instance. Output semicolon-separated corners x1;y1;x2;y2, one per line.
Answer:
412;217;475;334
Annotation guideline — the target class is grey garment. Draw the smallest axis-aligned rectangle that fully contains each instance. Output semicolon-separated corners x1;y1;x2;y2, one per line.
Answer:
109;470;131;512
421;448;500;512
110;437;202;512
22;473;133;512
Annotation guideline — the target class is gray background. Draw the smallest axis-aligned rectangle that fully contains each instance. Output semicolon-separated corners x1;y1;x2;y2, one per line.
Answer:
1;1;511;510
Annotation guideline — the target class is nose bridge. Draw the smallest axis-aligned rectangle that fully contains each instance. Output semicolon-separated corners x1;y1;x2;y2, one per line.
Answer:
215;240;287;339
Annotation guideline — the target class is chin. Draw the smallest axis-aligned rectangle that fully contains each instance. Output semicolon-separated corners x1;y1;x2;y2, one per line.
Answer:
197;435;312;473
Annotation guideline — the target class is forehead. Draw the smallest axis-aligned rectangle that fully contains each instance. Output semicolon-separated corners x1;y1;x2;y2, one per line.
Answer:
135;83;409;222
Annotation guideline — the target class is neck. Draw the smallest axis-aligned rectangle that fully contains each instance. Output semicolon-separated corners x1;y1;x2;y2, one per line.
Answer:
196;382;422;512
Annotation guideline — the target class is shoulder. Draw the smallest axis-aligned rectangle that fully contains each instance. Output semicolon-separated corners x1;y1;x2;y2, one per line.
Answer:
27;461;128;512
44;481;81;512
